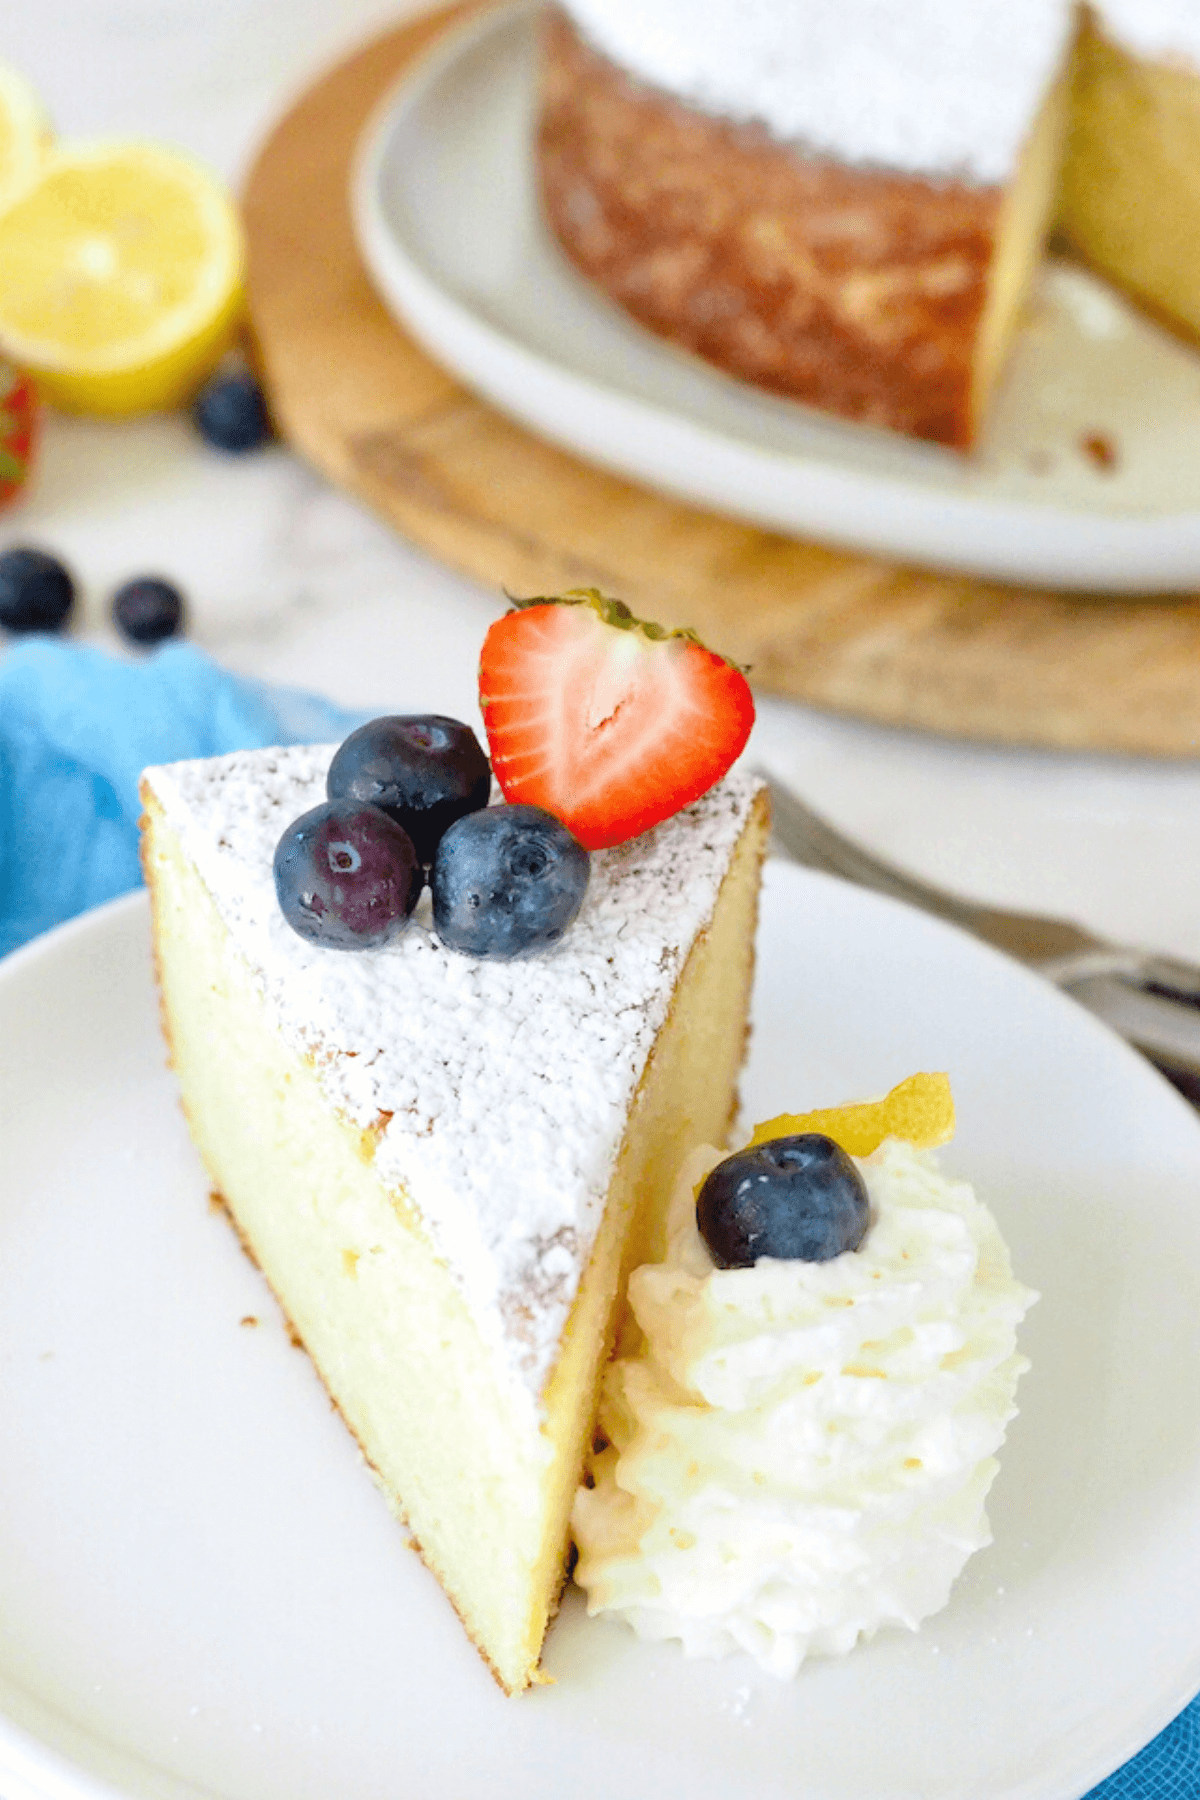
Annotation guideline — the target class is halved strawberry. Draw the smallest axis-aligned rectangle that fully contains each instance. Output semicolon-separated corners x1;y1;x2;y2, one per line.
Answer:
0;361;37;509
478;589;754;851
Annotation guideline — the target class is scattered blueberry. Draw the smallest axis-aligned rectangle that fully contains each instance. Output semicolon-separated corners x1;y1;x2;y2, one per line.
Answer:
274;799;421;950
112;575;186;646
327;715;491;865
193;369;273;453
431;804;590;959
696;1134;870;1269
0;546;75;635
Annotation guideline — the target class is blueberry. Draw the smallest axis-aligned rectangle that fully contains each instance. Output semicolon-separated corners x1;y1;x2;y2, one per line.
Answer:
431;804;589;959
193;370;273;453
696;1134;870;1268
274;799;421;950
327;715;491;866
112;575;186;645
0;547;75;635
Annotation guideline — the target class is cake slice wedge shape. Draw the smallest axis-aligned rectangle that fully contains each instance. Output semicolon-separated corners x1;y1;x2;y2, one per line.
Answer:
139;745;768;1693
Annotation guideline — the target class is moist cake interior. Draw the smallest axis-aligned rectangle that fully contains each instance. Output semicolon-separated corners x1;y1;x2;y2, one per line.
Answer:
140;751;768;1692
1057;11;1200;344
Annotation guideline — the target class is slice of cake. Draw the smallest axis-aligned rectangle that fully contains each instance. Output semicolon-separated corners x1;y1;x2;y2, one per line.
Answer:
538;0;1075;447
139;745;768;1693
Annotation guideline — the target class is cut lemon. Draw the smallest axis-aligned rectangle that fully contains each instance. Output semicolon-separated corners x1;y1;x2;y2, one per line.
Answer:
0;140;245;415
0;61;51;214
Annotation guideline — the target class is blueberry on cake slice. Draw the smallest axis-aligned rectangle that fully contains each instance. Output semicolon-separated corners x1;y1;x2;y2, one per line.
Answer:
139;594;766;1693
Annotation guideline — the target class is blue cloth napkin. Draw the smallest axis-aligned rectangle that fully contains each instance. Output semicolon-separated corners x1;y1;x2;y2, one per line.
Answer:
0;639;1197;1795
0;638;369;958
1086;1702;1200;1800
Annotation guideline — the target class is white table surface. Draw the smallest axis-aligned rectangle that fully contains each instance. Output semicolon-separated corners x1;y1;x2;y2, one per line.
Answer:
3;0;1200;966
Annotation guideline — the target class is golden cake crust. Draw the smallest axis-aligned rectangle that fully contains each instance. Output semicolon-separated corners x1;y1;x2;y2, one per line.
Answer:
537;9;1001;447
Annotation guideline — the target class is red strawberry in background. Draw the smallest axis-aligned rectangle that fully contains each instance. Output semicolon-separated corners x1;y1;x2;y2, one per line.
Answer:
479;589;755;851
0;362;37;509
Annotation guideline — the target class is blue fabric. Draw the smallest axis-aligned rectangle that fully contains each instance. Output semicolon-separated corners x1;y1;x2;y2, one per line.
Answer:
0;639;1197;1796
1085;1698;1200;1799
0;639;369;958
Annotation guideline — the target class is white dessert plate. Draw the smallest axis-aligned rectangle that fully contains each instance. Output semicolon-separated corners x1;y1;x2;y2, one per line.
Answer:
2;868;1200;1800
353;1;1200;593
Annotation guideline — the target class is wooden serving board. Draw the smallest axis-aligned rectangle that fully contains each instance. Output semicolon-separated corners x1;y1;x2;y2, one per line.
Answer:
242;1;1200;757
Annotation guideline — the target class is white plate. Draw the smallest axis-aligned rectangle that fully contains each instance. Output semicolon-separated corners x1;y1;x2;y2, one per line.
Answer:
352;1;1200;592
2;870;1200;1800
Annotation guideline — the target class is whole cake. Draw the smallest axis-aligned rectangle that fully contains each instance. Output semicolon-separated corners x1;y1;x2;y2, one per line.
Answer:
139;592;766;1693
572;1078;1037;1674
538;0;1200;448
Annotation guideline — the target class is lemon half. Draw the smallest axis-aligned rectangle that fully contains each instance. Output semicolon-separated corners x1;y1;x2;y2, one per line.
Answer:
0;140;245;415
0;60;51;214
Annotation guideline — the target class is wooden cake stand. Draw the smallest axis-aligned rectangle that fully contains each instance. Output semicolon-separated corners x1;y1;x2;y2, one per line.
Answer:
242;0;1200;757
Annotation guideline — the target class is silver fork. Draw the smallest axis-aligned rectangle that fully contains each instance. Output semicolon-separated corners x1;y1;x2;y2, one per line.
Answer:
760;771;1200;1106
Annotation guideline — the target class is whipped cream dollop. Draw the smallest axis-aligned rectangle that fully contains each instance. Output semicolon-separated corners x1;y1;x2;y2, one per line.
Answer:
572;1137;1037;1677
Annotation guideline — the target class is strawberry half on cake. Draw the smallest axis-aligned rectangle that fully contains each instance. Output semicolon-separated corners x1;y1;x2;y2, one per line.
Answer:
479;588;756;849
139;594;767;1693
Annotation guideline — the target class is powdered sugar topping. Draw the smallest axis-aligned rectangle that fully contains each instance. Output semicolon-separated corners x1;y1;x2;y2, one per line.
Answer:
144;746;761;1408
561;0;1074;183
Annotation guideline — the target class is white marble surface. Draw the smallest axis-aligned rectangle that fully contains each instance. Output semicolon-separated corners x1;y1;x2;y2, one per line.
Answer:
3;0;1200;965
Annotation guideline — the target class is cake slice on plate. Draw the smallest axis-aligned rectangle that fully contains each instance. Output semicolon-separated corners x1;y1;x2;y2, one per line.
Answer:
139;595;767;1694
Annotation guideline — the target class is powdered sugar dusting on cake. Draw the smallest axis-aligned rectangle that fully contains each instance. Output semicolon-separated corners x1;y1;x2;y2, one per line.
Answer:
560;0;1074;184
1100;0;1200;67
144;746;761;1408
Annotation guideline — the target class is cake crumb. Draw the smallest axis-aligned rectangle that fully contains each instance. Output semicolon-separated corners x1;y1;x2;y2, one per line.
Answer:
240;1315;259;1328
725;1684;753;1722
1080;431;1118;471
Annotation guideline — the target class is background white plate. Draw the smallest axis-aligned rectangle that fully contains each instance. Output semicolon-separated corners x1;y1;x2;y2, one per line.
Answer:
353;1;1200;592
2;870;1200;1800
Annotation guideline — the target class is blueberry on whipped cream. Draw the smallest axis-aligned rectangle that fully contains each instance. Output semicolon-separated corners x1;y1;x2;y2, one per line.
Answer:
696;1133;869;1267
